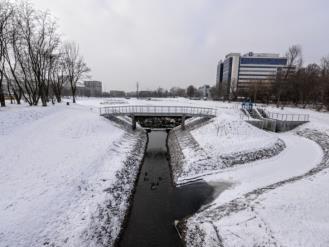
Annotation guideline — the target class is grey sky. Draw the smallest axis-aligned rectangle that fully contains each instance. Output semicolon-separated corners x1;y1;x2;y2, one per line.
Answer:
30;0;329;91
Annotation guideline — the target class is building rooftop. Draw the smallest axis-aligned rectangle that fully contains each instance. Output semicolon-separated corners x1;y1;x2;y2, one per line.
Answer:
225;53;241;58
242;52;280;58
224;52;283;59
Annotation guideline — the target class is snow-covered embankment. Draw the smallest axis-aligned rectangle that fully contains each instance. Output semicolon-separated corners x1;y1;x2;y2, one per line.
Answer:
169;107;328;246
0;104;146;246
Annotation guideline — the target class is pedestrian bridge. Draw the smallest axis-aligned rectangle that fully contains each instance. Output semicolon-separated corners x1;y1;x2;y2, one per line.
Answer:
100;105;217;129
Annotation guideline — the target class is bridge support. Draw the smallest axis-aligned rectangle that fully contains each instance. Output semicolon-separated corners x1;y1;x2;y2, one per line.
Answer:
132;115;136;130
181;114;186;130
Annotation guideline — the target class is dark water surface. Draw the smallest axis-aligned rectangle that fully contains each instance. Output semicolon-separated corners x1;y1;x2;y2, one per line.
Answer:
118;130;225;247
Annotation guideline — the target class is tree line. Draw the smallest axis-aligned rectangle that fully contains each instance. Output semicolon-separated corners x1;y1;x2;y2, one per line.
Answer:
273;45;329;110
0;0;90;107
121;85;206;98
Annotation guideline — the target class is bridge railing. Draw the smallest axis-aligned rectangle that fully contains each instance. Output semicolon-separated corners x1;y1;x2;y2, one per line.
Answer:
99;105;217;117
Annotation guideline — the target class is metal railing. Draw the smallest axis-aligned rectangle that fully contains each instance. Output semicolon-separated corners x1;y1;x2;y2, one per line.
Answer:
100;105;217;117
240;107;310;122
266;111;309;121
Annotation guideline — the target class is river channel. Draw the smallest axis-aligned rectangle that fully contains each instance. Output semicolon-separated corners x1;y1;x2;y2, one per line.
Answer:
118;130;225;246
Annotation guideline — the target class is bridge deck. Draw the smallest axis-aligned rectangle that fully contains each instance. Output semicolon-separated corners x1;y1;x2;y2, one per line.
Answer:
100;105;217;117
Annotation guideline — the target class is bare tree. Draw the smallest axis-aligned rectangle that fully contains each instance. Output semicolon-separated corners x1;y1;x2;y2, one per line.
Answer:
300;64;320;107
170;87;185;97
0;0;14;107
49;52;66;103
63;41;90;103
3;1;60;106
25;10;60;106
248;80;262;102
320;56;329;110
186;85;196;98
1;0;90;107
209;85;220;100
275;45;303;107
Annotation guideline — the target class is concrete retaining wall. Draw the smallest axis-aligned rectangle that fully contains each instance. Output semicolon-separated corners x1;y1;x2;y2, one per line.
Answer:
247;119;308;132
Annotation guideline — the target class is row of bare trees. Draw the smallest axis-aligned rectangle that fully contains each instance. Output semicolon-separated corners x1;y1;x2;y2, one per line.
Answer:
0;0;90;107
274;55;329;109
255;46;329;110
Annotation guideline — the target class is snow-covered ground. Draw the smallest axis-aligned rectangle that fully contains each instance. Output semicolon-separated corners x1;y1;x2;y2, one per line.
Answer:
2;97;329;247
204;132;322;205
0;102;144;246
191;111;278;160
170;102;329;247
216;167;329;247
77;99;329;246
77;96;237;109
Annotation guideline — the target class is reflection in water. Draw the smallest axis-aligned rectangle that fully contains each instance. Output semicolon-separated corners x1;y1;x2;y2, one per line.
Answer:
118;131;227;247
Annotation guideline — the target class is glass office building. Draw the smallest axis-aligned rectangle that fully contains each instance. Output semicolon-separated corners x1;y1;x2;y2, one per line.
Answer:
217;52;292;98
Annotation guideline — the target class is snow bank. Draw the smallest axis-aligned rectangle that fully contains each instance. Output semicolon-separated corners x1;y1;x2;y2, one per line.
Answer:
191;112;279;156
177;104;329;247
204;132;323;205
206;129;329;247
0;103;145;246
169;109;284;183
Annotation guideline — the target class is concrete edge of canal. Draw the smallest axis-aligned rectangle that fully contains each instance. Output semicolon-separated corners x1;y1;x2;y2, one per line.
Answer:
111;128;148;247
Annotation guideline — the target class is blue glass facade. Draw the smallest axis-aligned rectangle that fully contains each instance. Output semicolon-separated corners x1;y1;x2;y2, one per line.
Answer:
218;52;292;98
222;57;232;83
240;57;287;65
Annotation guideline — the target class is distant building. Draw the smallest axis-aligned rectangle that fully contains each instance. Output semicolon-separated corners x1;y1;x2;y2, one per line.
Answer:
109;90;126;97
84;81;102;97
126;91;137;97
216;61;223;89
138;90;153;98
62;81;86;96
198;85;210;98
217;52;294;98
76;82;86;96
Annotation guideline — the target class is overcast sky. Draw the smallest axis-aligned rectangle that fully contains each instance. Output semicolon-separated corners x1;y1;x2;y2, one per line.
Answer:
30;0;329;91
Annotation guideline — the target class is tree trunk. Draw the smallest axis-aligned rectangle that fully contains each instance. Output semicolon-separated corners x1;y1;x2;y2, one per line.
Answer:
7;82;13;104
56;95;61;103
276;93;281;108
0;71;5;107
53;85;62;103
39;84;47;107
0;87;5;107
12;88;21;104
71;86;76;103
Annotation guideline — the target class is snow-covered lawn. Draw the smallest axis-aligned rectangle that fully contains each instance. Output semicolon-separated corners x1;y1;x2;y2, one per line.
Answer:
248;169;329;247
203;132;322;205
219;168;329;247
173;103;329;247
0;103;144;246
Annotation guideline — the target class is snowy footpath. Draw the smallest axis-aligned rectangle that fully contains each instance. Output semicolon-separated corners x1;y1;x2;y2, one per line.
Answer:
0;103;145;246
169;103;329;247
